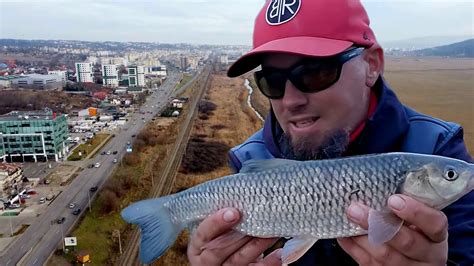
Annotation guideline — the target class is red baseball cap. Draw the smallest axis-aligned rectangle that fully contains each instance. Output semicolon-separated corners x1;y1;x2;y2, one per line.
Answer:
227;0;377;77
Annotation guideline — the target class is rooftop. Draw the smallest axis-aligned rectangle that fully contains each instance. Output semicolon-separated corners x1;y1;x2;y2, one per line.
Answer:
0;75;24;81
0;110;60;121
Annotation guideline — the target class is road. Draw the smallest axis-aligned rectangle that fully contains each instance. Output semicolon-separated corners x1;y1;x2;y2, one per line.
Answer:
0;69;185;266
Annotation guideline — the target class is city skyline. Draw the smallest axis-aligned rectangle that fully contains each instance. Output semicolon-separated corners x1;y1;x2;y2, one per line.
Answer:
1;0;473;46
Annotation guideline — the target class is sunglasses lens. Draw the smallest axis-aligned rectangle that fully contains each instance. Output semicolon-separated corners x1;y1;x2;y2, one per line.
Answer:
298;63;339;93
255;71;286;98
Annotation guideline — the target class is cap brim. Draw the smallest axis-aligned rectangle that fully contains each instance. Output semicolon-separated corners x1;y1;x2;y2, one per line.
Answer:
227;36;353;77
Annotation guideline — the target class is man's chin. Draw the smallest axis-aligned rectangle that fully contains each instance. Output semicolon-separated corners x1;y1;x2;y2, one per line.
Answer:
279;130;350;160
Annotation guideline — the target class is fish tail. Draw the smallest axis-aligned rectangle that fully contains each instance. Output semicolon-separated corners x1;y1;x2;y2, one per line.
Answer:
121;197;182;263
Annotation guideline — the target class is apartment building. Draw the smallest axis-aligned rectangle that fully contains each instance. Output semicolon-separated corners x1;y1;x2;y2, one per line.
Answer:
101;64;119;87
75;62;94;83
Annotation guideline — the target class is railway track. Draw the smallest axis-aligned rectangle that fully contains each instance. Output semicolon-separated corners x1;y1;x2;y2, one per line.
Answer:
119;66;212;266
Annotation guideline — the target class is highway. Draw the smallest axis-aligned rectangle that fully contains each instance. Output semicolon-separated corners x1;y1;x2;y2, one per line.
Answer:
0;70;184;266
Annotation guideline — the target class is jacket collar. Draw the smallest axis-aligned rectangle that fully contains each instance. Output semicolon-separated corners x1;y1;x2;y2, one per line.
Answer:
262;77;410;158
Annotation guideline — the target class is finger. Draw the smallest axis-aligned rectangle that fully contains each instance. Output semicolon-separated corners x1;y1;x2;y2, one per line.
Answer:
189;208;241;255
350;234;412;265
250;248;282;266
386;224;440;262
346;203;371;229
337;237;372;265
225;237;279;265
388;195;448;243
199;235;252;265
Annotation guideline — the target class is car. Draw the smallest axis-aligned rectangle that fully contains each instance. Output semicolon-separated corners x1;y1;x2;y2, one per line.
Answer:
72;208;81;215
89;186;98;192
113;158;118;163
68;202;76;209
88;164;94;168
39;197;46;204
132;135;136;138
101;151;106;155
112;151;118;155
106;150;111;155
44;179;51;184
94;162;101;168
57;217;65;224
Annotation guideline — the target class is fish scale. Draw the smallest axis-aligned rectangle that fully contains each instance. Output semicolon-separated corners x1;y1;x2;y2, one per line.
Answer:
122;152;474;264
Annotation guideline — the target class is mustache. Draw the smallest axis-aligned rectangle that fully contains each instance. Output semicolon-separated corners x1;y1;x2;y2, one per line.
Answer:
278;130;350;160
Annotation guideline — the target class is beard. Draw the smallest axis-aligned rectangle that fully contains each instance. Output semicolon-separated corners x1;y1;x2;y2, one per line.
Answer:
277;129;350;161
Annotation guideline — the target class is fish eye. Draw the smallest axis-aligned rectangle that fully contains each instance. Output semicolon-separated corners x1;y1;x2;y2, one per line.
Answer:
444;167;458;181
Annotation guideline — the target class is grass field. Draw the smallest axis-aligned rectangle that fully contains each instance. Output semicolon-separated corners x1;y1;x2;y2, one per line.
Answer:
384;57;474;154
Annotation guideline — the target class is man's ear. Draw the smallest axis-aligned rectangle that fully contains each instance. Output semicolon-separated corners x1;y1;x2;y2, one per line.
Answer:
363;46;384;87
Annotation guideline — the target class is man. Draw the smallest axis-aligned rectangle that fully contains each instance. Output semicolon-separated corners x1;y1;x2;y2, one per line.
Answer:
187;0;473;265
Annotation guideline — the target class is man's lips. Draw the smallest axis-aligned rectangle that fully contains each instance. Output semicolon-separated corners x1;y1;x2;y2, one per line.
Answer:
289;116;320;129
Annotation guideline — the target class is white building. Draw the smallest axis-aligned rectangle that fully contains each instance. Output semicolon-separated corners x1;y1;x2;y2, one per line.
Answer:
48;70;68;82
145;66;167;77
86;56;98;64
219;55;229;65
101;64;119;87
75;62;94;83
128;65;145;87
11;74;64;90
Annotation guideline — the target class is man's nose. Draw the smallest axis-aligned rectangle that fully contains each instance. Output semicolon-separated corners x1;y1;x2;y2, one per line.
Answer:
280;80;308;111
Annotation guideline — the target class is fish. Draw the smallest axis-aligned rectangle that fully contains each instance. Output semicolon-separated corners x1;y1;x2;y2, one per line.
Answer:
121;152;474;264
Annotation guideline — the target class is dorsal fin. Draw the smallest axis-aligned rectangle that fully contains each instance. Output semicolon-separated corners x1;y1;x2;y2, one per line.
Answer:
240;159;300;173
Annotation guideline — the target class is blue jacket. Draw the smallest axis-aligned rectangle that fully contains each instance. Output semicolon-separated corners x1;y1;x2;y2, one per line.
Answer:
228;78;473;265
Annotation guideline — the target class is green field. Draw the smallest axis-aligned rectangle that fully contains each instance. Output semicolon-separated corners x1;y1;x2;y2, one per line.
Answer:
67;134;110;161
175;74;193;91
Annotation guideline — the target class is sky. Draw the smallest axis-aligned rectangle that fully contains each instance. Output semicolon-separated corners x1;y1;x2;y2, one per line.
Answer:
0;0;472;46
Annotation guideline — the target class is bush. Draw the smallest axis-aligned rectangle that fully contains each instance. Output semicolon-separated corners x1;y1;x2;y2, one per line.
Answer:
198;101;217;115
211;124;226;130
99;190;119;214
123;153;140;166
180;140;230;174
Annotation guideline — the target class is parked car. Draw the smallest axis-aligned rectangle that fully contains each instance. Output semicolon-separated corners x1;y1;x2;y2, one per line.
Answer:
39;197;46;204
88;164;94;168
101;151;106;155
57;217;65;224
94;162;101;168
113;158;118;163
106;150;111;155
112;151;118;155
68;202;76;209
89;186;98;192
72;208;81;215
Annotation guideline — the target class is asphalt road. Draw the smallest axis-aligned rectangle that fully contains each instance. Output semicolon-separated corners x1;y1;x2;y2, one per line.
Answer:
0;70;185;266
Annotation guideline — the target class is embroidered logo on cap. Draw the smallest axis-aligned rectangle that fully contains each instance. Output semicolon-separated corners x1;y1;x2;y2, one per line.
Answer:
266;0;301;26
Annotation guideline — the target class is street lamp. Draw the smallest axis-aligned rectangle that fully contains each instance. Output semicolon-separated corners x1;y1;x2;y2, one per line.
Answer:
87;191;92;212
9;214;13;237
60;221;65;252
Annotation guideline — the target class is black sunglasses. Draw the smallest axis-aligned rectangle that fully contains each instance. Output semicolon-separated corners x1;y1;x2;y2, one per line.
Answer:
254;47;365;99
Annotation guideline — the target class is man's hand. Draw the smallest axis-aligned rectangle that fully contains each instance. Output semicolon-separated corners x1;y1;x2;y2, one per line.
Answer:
187;208;282;266
338;194;448;265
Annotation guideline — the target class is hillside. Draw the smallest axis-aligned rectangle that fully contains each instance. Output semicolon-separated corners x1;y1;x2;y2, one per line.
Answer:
413;39;474;57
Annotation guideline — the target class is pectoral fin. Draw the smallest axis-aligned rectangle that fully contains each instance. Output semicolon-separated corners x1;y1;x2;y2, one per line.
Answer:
281;236;318;264
368;209;403;245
